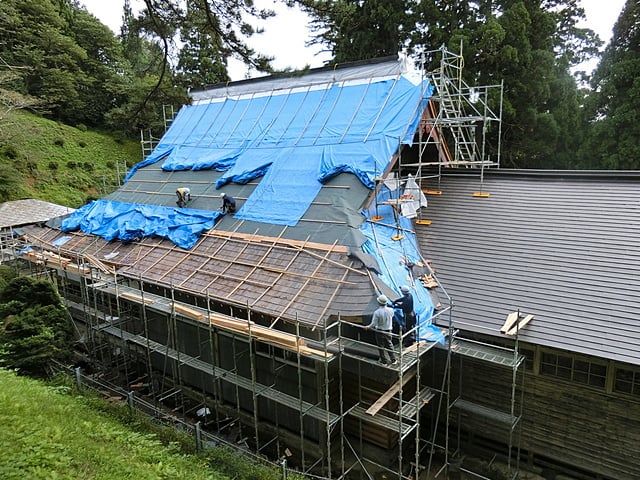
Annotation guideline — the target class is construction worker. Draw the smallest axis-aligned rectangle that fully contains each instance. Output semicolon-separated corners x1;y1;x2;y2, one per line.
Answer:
365;294;397;366
393;285;417;347
176;187;191;208
220;192;236;214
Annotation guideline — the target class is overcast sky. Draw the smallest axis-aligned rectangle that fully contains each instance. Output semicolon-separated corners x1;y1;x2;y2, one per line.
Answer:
81;0;626;80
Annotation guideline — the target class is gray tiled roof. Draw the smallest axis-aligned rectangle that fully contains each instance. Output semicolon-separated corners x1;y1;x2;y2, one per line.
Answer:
417;170;640;366
0;199;75;229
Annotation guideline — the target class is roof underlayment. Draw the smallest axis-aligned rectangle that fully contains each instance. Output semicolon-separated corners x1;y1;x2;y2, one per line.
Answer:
34;57;442;339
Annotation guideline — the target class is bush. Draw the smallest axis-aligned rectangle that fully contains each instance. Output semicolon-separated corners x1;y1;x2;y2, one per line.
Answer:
67;161;77;169
0;277;72;376
78;141;87;148
53;138;65;147
0;145;19;159
48;161;58;170
82;162;94;172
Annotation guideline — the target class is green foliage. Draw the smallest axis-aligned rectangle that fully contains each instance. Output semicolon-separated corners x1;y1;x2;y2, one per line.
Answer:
0;369;226;479
0;266;17;293
301;0;409;64
301;0;601;169
0;277;72;375
581;0;640;169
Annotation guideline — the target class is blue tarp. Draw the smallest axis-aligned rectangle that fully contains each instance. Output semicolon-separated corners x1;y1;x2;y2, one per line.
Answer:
61;200;223;250
360;186;445;344
126;75;433;226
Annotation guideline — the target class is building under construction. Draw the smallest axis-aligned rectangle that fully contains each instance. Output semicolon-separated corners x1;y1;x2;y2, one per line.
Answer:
12;48;533;479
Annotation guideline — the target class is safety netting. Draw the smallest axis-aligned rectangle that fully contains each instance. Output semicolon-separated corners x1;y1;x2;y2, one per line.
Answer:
61;199;223;250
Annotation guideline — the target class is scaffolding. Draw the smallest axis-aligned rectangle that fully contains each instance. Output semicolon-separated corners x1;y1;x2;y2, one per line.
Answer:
9;222;455;480
3;46;522;480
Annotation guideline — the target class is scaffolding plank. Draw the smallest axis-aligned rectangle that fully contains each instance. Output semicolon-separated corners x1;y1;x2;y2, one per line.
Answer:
99;325;339;425
400;387;435;418
350;405;413;437
450;398;518;427
452;339;524;367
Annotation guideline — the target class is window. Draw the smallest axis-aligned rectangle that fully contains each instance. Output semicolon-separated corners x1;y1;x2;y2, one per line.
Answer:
614;368;640;396
540;352;606;388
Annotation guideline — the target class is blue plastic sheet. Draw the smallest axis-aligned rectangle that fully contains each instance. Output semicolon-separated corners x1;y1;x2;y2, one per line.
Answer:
360;186;445;344
61;200;223;250
126;75;433;226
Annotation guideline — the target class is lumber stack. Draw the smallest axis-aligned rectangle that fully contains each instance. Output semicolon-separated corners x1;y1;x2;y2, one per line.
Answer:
121;291;155;305
172;302;204;321
208;312;332;358
21;249;90;274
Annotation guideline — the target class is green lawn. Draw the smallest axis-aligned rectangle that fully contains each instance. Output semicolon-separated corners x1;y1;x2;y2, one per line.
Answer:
0;368;225;480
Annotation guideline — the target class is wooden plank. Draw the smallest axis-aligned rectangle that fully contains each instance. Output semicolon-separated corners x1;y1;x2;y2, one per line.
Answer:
203;230;348;253
500;311;519;334
505;314;534;336
172;302;204;321
121;291;155;305
366;370;417;416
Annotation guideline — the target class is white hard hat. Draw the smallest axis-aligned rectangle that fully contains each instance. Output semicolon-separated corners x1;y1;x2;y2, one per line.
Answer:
377;294;388;305
220;192;226;198
401;285;410;293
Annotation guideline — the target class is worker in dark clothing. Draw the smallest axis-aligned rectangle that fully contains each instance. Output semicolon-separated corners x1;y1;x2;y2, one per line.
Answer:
365;294;398;366
220;192;236;214
393;285;417;347
176;187;191;208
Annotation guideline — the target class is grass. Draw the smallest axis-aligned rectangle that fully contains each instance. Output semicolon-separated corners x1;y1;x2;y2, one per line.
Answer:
0;110;141;208
0;369;300;480
0;368;226;480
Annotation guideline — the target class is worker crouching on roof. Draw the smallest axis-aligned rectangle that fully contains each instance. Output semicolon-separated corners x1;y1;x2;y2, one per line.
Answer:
176;187;191;208
393;285;417;347
220;193;236;214
365;294;398;366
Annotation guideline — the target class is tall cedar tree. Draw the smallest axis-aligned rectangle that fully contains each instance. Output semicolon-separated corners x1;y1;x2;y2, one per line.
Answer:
299;0;600;168
582;0;640;169
176;0;230;89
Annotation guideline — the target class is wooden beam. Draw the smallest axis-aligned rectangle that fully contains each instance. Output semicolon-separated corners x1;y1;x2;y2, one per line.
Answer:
500;311;519;334
366;370;417;416
172;302;204;321
203;230;348;253
505;314;534;336
121;291;155;305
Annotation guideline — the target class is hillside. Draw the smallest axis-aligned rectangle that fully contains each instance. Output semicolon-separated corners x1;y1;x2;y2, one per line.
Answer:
0;110;142;208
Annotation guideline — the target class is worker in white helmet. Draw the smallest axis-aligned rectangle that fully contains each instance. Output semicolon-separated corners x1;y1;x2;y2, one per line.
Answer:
365;294;397;366
176;187;191;208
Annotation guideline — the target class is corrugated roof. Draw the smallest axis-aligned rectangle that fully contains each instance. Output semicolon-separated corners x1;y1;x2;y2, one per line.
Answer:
0;199;75;229
417;170;640;366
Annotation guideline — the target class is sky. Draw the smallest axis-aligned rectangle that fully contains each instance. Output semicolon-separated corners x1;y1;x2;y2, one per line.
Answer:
80;0;626;81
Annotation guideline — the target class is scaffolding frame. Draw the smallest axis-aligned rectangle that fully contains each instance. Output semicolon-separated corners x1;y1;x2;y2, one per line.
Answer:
2;46;519;479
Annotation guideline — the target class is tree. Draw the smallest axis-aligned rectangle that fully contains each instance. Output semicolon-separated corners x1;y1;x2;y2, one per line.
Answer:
0;0;129;128
581;0;640;169
0;277;73;376
175;0;230;89
300;0;411;64
299;0;601;168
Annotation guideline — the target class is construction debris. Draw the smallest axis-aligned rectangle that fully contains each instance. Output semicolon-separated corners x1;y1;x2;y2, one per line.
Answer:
419;274;438;289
